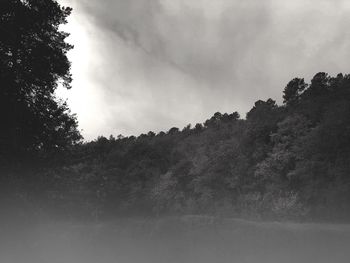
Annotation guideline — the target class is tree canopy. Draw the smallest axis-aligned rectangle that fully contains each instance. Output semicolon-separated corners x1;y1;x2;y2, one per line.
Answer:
0;0;81;167
17;72;347;222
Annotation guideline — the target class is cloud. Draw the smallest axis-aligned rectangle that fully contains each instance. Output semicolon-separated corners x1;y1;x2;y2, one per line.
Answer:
76;0;271;86
57;0;350;140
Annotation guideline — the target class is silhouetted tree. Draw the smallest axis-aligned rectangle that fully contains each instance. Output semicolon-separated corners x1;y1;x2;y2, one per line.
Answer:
0;0;81;167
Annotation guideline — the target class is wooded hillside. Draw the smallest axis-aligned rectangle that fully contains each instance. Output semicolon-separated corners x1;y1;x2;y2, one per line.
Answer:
7;72;349;221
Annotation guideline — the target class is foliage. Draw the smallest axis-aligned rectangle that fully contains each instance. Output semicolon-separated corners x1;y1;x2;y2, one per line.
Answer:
46;72;349;221
0;0;81;168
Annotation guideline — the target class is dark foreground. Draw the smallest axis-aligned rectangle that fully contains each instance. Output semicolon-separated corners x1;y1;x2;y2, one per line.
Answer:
1;216;350;263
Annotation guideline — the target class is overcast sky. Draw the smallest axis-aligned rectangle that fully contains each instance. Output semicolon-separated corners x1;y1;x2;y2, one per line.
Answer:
57;0;350;140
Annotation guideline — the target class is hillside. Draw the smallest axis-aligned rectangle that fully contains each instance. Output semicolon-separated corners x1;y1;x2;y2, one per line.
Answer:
3;72;350;221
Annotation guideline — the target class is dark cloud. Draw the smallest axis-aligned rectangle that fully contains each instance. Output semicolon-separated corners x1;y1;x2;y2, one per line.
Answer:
58;0;350;139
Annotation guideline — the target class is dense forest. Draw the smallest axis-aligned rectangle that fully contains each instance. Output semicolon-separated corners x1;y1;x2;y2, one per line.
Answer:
4;72;350;222
1;1;350;222
44;72;350;221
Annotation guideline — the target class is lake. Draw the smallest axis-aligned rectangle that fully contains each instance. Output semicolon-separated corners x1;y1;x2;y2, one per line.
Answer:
1;216;350;263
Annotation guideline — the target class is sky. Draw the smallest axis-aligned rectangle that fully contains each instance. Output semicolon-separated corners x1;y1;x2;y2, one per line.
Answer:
56;0;350;141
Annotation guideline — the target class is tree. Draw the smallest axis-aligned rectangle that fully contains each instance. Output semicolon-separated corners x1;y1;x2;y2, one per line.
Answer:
244;99;283;162
254;114;311;191
283;78;307;106
0;0;81;166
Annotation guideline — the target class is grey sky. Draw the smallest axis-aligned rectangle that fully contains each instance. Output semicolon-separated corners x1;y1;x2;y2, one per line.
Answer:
57;0;350;140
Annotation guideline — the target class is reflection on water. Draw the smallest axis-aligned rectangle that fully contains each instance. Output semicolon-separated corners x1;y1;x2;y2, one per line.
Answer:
1;217;350;263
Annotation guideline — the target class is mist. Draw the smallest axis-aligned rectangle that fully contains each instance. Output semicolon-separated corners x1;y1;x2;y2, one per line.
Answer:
1;216;350;263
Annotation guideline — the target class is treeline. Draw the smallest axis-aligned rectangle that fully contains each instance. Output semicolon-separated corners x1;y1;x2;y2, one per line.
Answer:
32;72;350;221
